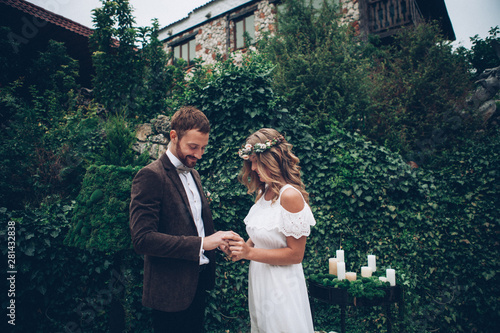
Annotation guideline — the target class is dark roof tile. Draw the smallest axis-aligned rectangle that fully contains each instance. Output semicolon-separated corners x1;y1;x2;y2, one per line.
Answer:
0;0;93;37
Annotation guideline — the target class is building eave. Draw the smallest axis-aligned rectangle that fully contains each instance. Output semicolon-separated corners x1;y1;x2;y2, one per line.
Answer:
159;0;259;42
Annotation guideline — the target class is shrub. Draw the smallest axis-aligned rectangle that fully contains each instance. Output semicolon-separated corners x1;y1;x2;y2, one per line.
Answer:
1;201;150;333
97;116;149;167
90;0;175;120
457;26;500;76
0;40;80;209
365;22;476;164
259;0;371;133
64;164;142;254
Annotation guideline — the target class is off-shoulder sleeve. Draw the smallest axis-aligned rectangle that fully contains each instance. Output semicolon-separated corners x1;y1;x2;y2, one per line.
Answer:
278;205;316;239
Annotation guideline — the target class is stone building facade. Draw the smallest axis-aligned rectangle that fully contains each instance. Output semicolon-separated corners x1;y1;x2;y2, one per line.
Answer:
159;0;454;67
159;0;281;66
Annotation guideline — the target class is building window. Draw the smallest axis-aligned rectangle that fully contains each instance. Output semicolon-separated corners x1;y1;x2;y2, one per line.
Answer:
172;38;196;66
234;14;255;49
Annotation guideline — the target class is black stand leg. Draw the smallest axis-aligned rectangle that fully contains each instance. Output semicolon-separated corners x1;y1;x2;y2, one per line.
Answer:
386;304;392;333
341;305;346;333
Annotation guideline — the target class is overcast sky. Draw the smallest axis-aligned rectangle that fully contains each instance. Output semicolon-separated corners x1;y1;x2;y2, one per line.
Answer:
26;0;500;49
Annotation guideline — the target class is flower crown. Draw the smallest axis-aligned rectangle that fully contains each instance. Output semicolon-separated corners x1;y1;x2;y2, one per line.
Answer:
238;135;284;160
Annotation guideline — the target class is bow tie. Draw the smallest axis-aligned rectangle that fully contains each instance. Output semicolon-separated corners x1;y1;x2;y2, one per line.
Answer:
176;165;193;174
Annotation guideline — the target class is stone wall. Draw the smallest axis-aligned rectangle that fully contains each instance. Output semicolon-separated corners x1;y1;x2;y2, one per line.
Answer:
231;0;277;64
341;0;360;32
196;16;227;64
163;1;363;66
164;0;279;67
133;115;171;160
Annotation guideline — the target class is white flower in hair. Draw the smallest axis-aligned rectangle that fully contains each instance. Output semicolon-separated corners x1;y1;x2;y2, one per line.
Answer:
237;135;284;160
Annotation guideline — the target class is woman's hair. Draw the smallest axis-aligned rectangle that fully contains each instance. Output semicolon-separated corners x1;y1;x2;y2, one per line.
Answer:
170;106;210;139
238;128;309;204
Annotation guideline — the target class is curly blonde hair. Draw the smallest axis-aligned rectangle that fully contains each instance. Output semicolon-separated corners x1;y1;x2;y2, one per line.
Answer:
238;128;309;204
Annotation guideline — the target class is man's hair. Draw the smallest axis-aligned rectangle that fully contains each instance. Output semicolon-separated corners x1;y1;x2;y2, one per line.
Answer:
170;106;210;139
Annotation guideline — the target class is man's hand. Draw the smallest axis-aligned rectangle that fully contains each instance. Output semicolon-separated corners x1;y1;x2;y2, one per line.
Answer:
203;231;240;251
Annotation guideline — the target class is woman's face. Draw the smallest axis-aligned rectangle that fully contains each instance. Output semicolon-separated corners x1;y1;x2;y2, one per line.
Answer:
249;154;270;183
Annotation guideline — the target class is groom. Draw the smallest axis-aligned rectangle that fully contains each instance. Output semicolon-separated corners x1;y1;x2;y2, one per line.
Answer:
130;106;234;333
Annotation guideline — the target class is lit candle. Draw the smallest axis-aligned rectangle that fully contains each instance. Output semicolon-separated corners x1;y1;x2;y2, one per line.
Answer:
368;255;376;272
361;266;372;277
336;249;344;262
386;269;396;286
337;262;346;280
329;258;339;276
346;272;357;281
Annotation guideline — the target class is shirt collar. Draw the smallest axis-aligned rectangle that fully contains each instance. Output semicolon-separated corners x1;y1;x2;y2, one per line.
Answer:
166;149;183;169
166;149;193;174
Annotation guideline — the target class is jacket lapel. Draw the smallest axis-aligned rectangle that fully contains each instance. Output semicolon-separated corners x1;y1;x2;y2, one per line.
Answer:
160;154;195;221
160;153;214;236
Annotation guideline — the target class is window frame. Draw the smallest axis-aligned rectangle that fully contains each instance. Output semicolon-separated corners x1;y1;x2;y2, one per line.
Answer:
169;31;198;67
230;5;258;51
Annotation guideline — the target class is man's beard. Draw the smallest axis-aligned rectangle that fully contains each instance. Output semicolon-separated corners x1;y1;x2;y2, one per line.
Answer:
175;141;198;168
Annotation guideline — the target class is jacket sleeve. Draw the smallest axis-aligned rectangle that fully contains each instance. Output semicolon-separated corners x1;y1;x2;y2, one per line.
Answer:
129;167;201;261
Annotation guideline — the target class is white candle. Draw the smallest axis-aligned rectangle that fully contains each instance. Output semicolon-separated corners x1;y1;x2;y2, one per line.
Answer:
337;262;346;280
361;266;372;277
346;272;357;281
336;249;344;262
368;255;376;272
379;276;388;282
329;258;339;276
386;269;396;286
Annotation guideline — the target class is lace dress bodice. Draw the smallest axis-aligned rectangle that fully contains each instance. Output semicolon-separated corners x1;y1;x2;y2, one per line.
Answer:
244;184;316;243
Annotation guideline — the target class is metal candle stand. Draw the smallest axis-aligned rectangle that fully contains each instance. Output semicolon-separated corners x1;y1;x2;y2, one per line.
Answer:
308;280;404;333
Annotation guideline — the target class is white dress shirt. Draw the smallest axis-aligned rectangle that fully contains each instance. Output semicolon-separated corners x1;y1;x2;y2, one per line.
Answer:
166;150;209;265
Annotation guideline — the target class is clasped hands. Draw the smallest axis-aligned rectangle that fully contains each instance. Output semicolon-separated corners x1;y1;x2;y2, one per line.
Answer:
204;231;249;261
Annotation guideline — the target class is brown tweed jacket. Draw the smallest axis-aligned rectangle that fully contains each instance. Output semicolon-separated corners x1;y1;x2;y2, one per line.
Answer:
129;153;216;312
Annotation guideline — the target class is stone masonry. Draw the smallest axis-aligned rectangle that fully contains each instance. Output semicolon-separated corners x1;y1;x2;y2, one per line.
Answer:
163;0;360;67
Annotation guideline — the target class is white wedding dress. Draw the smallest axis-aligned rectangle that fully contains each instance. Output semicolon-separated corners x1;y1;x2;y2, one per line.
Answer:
244;184;316;333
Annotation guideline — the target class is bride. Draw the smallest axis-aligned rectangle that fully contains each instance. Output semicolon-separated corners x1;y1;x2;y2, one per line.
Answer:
226;128;316;333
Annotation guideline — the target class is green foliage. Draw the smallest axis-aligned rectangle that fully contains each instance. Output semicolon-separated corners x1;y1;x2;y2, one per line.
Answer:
137;19;178;117
457;26;500;76
259;0;371;132
90;0;175;120
30;40;79;102
0;203;149;333
301;126;498;332
90;0;143;116
365;22;476;162
0;26;23;87
0;40;80;209
65;164;141;254
310;273;390;299
41;106;106;198
423;129;500;332
97;116;149;166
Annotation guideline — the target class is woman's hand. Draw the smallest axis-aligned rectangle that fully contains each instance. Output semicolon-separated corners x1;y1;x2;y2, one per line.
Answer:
218;243;231;256
228;237;253;261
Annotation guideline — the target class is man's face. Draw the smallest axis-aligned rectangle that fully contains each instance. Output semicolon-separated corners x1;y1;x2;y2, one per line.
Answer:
171;129;209;168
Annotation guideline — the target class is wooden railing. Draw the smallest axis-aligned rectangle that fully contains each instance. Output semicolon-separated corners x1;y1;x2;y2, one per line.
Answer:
366;0;422;35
